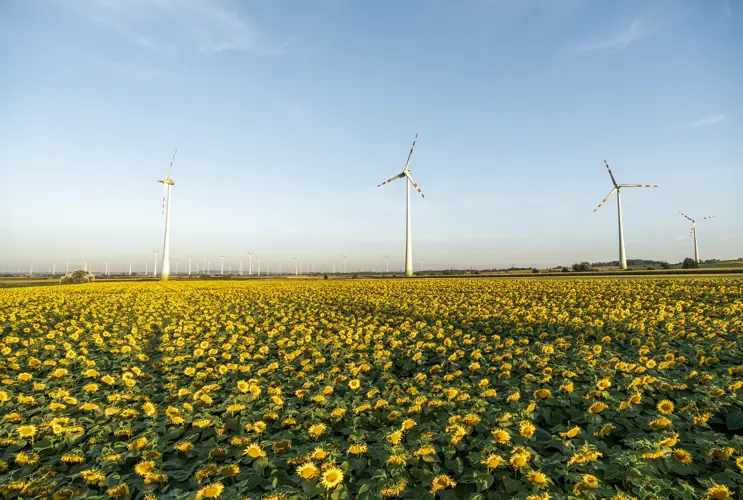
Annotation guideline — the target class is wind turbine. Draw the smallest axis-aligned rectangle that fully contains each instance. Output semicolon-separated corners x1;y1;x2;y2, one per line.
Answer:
157;149;177;281
221;255;224;275
384;255;390;273
377;133;425;277
247;251;254;275
293;254;298;275
341;254;347;274
679;212;714;263
593;160;658;270
188;256;192;276
129;259;132;276
153;247;159;277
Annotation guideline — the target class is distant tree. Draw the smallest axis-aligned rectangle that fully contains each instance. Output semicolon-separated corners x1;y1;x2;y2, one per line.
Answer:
323;274;328;280
561;267;570;273
532;268;539;274
682;258;699;269
572;262;591;272
60;270;95;285
646;266;654;270
660;261;671;270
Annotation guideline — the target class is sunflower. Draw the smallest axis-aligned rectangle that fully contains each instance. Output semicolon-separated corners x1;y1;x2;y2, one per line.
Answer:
706;484;732;499
348;379;361;390
296;462;320;479
134;460;156;476
657;400;675;415
320;467;344;489
492;429;511;444
582;474;599;488
588;402;607;414
649;417;672;430
528;470;549;488
387;454;407;466
106;484;130;498
519;420;536;438
308;423;327;438
388;430;403;445
244;444;266;459
348;443;367;455
559;426;581;438
672;448;693;464
16;425;37;439
481;453;503;470
196;482;225;499
311;447;328;460
534;388;551;399
430;474;456;494
510;452;529;469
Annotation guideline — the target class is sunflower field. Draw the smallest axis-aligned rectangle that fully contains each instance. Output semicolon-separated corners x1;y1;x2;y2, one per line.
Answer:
1;278;743;500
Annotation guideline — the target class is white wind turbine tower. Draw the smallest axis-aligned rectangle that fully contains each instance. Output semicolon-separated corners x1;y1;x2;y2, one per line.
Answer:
221;255;224;275
129;260;132;276
188;256;192;276
157;149;177;281
341;254;347;274
384;255;390;273
153;247;159;277
247;251;254;275
377;133;425;277
593;160;658;270
679;212;714;263
293;254;298;275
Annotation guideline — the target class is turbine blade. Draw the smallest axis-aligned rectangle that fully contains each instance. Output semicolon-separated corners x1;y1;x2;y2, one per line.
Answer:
165;149;177;179
161;183;167;215
405;172;425;198
619;184;659;188
377;172;406;187
403;133;418;171
603;160;618;187
679;211;694;222
593;187;617;212
698;215;714;222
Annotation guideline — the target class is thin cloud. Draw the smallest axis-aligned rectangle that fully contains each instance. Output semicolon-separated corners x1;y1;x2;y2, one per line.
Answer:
570;17;660;53
723;1;732;18
276;99;309;117
686;113;726;129
94;57;178;81
64;0;296;56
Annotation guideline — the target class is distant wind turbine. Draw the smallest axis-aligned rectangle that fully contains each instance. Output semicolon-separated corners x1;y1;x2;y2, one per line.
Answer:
593;160;658;270
157;149;177;280
377;133;425;277
679;212;714;263
384;255;390;273
247;251;254;275
341;254;347;274
153;247;159;277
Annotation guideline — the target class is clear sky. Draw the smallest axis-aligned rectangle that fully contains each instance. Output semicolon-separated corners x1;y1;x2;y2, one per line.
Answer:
1;0;741;274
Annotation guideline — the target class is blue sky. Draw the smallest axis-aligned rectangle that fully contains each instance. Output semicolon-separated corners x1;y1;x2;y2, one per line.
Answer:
1;0;741;273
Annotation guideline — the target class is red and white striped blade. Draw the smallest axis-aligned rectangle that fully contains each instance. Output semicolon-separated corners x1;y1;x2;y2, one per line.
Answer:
405;171;425;198
679;211;694;222
377;172;406;188
161;183;167;215
698;215;714;221
404;133;418;171
165;149;177;179
603;160;618;187
620;184;659;188
593;187;617;212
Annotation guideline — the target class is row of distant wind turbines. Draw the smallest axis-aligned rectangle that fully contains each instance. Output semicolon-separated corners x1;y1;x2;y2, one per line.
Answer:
152;136;714;281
